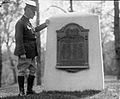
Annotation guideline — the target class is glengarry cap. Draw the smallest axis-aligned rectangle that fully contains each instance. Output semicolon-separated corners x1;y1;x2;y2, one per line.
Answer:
25;0;37;11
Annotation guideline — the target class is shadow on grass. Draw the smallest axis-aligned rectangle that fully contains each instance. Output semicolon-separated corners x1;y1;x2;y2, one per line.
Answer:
0;90;101;99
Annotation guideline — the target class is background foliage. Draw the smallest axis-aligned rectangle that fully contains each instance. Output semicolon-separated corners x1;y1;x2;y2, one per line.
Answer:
0;0;117;86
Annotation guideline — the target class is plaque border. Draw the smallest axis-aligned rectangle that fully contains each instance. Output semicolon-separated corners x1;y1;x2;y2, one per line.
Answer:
56;23;89;72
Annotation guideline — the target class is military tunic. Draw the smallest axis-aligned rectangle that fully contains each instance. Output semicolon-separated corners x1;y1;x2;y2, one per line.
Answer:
14;15;47;58
14;15;47;76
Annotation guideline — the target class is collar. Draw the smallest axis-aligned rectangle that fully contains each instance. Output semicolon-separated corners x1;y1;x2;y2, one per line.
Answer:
21;15;30;23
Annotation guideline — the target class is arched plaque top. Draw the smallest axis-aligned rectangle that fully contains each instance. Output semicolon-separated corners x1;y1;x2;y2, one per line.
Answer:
56;23;89;33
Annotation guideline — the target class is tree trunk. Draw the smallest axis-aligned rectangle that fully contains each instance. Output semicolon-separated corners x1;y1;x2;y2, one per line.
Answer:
69;0;73;12
0;35;2;87
35;0;41;85
114;0;120;79
7;48;17;84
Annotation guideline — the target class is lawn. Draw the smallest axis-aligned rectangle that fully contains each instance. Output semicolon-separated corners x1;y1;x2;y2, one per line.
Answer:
0;76;119;99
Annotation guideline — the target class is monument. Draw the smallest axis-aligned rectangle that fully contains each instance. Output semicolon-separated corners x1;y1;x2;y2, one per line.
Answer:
43;13;104;91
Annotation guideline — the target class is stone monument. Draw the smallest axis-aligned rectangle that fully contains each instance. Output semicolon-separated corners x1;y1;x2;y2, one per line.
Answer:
43;13;104;91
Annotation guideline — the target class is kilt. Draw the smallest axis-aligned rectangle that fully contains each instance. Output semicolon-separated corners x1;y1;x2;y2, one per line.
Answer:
17;57;36;76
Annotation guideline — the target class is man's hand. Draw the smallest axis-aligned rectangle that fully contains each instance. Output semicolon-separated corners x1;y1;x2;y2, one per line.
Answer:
45;19;50;26
20;54;26;58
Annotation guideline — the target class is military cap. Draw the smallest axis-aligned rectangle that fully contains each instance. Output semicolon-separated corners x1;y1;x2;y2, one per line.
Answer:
25;0;37;11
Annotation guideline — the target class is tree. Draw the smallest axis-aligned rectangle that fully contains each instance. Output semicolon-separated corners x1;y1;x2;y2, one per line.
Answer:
69;0;73;12
86;1;116;75
35;0;41;85
0;33;2;87
0;0;11;87
45;5;67;13
0;0;23;84
0;0;12;87
114;0;120;79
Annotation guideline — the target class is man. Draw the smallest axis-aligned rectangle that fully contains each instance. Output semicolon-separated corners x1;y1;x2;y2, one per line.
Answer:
14;0;49;96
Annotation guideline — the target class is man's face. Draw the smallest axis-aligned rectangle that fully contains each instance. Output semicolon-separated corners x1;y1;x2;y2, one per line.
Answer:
27;6;36;19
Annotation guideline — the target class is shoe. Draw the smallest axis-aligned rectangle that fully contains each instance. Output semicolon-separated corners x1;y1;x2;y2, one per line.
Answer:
18;90;25;96
26;90;36;95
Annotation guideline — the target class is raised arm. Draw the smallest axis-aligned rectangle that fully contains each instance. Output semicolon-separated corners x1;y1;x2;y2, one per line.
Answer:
35;19;49;32
35;22;47;32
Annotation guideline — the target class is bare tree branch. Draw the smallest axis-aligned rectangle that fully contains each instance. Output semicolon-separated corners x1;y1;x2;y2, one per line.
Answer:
0;0;10;7
45;5;67;13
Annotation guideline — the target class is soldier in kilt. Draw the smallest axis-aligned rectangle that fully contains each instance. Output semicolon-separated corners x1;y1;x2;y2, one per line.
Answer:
14;0;49;96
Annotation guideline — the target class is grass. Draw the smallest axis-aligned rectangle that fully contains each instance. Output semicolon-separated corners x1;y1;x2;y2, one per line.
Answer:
1;76;118;99
0;90;101;99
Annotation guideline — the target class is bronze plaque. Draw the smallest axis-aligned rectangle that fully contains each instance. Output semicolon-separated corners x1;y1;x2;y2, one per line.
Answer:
56;23;89;69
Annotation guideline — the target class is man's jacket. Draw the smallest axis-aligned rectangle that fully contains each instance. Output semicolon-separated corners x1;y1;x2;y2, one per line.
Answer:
14;15;47;58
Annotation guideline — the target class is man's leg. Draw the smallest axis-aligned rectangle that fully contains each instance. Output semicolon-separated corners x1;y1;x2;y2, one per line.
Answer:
18;76;25;96
26;74;36;95
17;58;30;96
26;59;36;95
